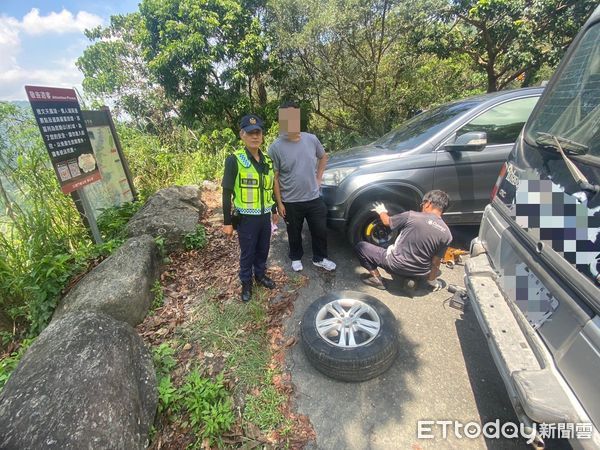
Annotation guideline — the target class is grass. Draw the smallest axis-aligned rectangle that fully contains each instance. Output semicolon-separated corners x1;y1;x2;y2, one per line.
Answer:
184;289;271;390
243;381;289;431
177;286;298;442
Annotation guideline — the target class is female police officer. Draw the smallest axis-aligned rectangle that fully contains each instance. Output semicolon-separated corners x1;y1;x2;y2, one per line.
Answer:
222;114;278;302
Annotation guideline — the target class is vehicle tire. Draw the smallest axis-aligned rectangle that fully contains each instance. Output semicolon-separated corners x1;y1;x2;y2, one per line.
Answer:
301;291;399;382
347;201;405;248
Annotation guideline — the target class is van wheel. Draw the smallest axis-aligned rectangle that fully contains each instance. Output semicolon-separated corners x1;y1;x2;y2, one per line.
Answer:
301;291;399;382
348;202;404;248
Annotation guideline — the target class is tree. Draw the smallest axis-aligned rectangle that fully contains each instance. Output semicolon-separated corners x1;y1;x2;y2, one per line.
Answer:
268;0;482;138
138;0;272;128
426;0;597;92
77;13;174;130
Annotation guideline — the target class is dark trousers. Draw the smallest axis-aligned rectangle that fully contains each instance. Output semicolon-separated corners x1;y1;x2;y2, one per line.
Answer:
237;213;271;283
355;241;426;278
283;197;328;262
355;241;392;272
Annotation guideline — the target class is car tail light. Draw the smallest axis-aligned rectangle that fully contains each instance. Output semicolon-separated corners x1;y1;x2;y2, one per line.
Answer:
491;162;507;201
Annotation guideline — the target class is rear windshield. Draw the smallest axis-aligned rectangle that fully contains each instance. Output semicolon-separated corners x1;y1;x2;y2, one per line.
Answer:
525;21;600;159
373;100;478;150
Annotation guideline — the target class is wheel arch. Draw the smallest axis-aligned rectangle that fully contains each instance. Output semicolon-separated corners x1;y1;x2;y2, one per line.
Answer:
346;183;423;223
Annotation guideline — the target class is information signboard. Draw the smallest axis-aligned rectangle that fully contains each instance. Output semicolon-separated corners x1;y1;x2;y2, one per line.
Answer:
81;109;135;219
25;85;101;194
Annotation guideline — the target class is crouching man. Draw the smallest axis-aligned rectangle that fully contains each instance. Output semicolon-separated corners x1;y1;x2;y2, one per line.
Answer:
355;190;452;291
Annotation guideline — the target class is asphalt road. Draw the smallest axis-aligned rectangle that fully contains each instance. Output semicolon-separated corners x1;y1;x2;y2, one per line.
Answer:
270;225;529;450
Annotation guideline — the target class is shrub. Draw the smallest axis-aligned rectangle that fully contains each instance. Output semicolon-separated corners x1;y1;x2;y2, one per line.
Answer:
0;338;34;391
184;225;207;250
180;371;235;445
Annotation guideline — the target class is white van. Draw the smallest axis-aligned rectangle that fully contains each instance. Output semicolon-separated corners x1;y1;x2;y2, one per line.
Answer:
465;6;600;449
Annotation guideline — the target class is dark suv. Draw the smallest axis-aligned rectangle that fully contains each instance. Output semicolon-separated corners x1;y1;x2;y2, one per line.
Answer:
466;6;600;448
321;87;543;246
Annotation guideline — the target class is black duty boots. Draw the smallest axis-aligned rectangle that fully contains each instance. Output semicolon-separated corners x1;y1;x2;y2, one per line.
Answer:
255;275;276;289
241;281;252;302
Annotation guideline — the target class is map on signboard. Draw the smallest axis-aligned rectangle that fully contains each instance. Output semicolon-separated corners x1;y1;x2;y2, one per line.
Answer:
82;124;134;218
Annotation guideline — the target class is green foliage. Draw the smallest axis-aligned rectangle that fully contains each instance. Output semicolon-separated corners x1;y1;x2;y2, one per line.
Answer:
157;375;178;414
180;371;235;444
152;342;179;415
152;341;178;379
0;338;34;391
25;253;75;336
423;0;597;92
96;201;142;241
151;342;235;444
184;225;207;250
118;124;243;198
153;236;166;258
139;0;272;127
269;0;474;138
79;0;594;147
150;281;165;311
0;103;87;337
0;102;138;338
77;13;175;128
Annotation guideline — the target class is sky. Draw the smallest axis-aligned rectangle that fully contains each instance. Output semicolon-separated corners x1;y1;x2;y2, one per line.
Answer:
0;0;140;101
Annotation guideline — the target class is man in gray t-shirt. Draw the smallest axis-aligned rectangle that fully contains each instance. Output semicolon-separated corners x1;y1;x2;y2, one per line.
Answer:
268;102;336;272
355;190;452;291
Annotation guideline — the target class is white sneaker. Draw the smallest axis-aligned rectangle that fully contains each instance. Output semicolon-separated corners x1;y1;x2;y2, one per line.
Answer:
291;260;303;272
313;258;336;271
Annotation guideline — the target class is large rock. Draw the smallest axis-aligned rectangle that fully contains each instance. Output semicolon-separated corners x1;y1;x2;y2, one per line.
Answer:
126;185;204;252
52;234;160;326
0;311;157;449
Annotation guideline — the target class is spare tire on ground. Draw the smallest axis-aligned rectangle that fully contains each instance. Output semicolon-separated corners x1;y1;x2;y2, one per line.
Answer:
301;291;399;382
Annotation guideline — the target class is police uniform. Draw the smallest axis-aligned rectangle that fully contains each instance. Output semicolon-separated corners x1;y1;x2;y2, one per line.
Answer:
222;115;276;301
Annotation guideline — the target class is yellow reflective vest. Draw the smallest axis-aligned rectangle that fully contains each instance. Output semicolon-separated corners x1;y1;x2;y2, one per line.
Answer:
232;149;275;214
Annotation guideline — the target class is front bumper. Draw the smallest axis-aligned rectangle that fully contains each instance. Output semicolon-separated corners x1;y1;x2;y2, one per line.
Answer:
465;249;600;449
322;186;347;231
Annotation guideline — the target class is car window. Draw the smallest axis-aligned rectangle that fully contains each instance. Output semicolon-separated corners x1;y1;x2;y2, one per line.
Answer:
458;97;539;145
525;22;600;158
373;100;479;151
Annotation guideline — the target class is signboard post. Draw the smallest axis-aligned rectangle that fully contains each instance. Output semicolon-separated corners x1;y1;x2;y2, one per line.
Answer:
25;85;103;244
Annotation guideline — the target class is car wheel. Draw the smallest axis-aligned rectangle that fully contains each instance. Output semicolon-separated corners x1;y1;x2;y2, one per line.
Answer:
347;202;405;248
301;291;399;382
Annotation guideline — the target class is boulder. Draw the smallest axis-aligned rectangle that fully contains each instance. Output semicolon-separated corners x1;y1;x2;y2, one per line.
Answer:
52;234;160;326
0;311;157;449
126;185;204;252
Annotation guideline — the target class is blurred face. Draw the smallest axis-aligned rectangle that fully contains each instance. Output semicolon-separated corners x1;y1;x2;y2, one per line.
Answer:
240;129;263;151
278;107;301;137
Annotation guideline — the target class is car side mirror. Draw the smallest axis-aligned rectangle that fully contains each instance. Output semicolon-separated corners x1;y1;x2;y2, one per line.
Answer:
445;132;487;152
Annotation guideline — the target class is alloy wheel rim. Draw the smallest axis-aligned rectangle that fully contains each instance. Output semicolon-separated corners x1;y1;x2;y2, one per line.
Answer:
315;298;381;348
